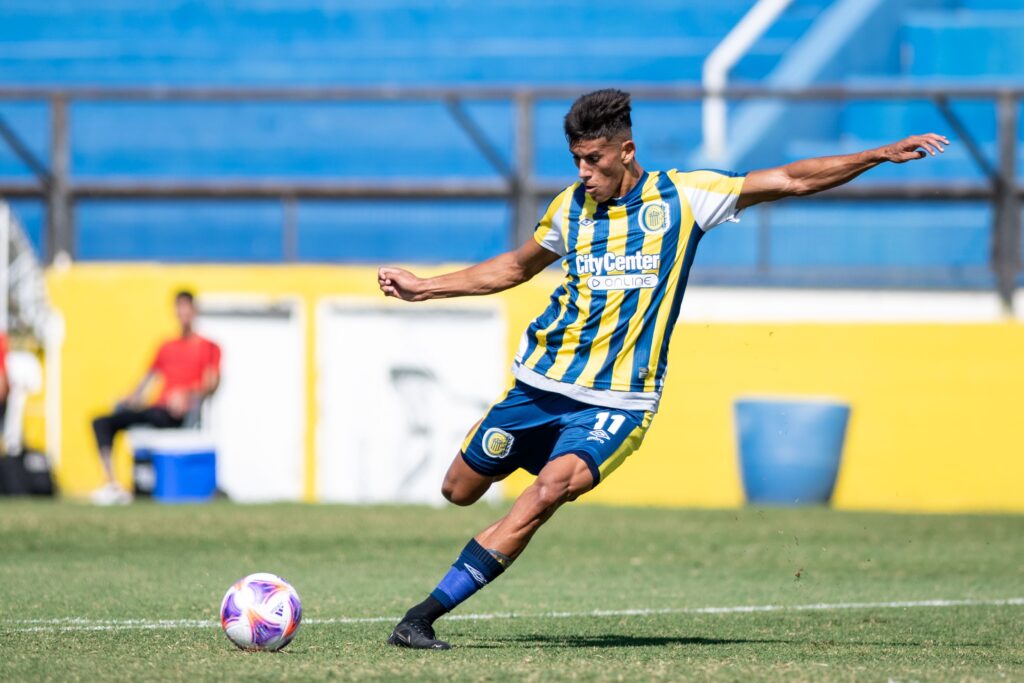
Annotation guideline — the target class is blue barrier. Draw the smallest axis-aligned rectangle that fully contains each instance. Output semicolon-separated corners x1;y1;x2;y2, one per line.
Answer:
734;397;850;505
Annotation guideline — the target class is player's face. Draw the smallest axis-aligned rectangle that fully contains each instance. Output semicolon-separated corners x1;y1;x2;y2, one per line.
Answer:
571;136;635;203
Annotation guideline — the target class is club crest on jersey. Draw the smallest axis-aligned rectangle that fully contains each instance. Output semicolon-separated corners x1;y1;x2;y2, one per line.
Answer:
482;428;514;459
639;200;671;234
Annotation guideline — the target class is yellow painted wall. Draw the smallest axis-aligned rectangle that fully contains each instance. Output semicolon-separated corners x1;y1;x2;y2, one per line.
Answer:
46;264;1024;511
519;322;1024;512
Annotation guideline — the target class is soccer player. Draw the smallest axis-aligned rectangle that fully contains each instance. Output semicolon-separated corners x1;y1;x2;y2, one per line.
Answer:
378;89;946;649
90;290;221;505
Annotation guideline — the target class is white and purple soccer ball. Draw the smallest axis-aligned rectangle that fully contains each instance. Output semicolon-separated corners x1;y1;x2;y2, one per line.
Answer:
220;572;302;651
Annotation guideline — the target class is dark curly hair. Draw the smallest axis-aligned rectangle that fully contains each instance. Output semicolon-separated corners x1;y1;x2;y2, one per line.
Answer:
563;89;633;145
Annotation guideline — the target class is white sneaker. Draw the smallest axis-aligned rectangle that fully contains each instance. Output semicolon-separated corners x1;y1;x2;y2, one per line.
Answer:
91;483;133;506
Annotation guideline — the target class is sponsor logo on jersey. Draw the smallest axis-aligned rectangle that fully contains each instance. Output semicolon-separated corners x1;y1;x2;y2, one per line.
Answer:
576;251;660;276
639;200;671;234
577;250;661;291
465;564;488;586
579;216;595;230
482;428;514;459
588;274;659;291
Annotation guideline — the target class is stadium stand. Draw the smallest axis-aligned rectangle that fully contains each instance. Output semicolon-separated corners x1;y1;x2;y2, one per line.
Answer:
721;0;1024;286
0;0;1018;287
0;0;820;263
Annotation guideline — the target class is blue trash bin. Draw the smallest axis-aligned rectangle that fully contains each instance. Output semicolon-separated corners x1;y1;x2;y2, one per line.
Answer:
734;397;850;505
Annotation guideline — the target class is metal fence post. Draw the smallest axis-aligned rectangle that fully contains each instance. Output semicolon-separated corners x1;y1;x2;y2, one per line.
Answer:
993;93;1020;311
282;196;299;262
46;94;73;264
513;93;536;247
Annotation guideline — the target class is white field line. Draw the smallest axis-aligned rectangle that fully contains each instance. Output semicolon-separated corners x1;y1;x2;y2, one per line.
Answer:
5;597;1023;634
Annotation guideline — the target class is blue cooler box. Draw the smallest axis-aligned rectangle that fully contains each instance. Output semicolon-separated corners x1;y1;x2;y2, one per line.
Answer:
132;430;217;503
153;450;217;502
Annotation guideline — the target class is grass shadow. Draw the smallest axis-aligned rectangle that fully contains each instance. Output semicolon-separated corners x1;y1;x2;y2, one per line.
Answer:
456;633;991;650
460;634;787;649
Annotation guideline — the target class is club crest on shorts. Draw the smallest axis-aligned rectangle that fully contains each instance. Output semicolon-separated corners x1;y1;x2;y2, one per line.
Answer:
482;428;514;459
638;200;670;234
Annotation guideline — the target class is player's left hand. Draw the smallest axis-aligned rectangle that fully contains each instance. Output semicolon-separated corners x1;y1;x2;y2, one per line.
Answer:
880;134;949;163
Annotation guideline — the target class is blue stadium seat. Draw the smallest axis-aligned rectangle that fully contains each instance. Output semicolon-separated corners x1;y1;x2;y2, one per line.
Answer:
0;0;1014;285
2;0;826;260
903;10;1024;80
719;1;1024;285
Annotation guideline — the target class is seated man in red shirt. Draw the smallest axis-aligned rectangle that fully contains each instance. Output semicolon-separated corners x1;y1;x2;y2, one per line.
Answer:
91;290;221;504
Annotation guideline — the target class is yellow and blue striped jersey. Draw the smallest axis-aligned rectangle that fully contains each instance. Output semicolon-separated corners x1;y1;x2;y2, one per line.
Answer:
513;169;746;412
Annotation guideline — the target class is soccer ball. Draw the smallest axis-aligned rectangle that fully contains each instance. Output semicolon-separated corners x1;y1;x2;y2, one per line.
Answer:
220;572;302;651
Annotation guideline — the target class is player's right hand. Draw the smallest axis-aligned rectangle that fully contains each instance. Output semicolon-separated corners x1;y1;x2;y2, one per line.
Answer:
378;266;428;302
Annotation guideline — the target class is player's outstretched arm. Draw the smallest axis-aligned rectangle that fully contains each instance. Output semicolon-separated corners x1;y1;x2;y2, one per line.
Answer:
378;238;561;302
736;133;949;210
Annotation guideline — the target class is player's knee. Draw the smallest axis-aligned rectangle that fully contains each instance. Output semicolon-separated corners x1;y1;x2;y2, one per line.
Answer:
440;479;460;504
532;479;571;512
441;483;468;506
441;479;483;506
531;456;591;511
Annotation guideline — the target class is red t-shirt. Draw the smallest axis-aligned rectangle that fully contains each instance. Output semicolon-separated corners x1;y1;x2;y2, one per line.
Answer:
0;333;7;376
150;334;221;406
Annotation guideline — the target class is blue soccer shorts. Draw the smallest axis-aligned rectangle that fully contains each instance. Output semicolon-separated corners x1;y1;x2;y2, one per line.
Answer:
460;380;654;485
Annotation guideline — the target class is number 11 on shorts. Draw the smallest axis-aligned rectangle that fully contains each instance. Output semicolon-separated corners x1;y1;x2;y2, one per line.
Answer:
593;411;625;434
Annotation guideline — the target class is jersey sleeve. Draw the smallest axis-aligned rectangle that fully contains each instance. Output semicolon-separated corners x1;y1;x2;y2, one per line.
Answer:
672;169;747;232
532;186;575;256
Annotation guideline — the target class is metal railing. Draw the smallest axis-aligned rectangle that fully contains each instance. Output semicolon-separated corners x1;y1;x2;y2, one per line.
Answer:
0;84;1020;305
0;199;51;344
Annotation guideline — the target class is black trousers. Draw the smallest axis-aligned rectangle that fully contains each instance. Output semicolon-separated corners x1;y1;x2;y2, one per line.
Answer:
92;407;184;451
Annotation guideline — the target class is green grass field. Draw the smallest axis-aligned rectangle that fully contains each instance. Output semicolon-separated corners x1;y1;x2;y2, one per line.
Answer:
1;500;1021;682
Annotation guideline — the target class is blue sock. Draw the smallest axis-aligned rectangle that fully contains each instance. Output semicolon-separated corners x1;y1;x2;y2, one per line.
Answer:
430;539;507;611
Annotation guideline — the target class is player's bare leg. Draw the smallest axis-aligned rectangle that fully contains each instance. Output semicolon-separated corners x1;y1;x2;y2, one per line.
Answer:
439;418;502;506
440;454;498;506
474;454;592;559
388;454;593;649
